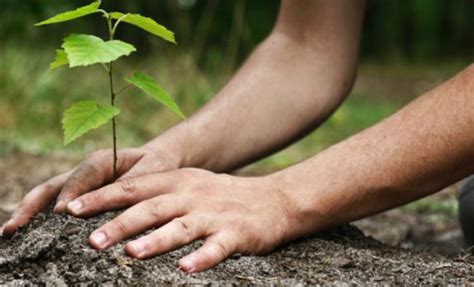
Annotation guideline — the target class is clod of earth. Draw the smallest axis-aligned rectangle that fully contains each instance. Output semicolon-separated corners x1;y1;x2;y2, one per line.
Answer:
1;207;473;285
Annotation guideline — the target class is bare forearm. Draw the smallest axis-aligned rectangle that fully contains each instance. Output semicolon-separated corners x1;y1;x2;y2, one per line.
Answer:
146;0;364;172
273;64;474;238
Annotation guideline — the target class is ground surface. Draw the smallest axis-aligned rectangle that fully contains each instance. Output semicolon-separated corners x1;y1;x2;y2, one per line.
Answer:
1;153;473;285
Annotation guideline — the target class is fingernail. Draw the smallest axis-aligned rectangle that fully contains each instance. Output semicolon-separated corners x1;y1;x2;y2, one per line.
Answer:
1;220;13;237
3;219;12;229
128;241;146;258
67;200;83;214
179;258;195;273
90;231;108;249
54;200;66;213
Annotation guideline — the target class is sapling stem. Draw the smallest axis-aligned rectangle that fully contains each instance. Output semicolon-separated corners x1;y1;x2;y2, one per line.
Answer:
108;62;118;180
107;15;118;180
36;1;183;164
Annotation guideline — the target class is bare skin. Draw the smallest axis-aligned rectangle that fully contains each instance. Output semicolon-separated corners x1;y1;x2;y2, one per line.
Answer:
2;0;474;273
3;0;364;230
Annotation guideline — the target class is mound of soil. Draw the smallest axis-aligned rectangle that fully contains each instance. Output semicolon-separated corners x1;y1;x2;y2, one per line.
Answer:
0;153;473;285
0;207;473;285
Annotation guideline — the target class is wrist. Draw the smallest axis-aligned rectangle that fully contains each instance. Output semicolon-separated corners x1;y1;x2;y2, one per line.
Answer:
142;120;215;170
265;166;337;239
141;124;190;169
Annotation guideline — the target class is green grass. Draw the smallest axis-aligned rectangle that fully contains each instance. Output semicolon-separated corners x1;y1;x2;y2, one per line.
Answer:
403;196;458;218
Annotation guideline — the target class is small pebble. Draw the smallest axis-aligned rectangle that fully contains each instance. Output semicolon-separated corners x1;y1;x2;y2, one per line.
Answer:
65;227;82;236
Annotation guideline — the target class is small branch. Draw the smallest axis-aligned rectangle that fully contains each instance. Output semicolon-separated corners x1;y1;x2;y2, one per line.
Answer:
98;9;113;38
97;9;109;21
111;14;129;36
115;84;132;96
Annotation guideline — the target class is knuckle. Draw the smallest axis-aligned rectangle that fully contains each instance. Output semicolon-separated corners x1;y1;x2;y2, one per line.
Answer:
215;201;241;214
210;238;230;258
232;221;247;236
172;218;192;239
116;178;136;196
143;200;162;220
112;219;129;235
40;182;55;193
190;182;211;196
87;191;103;206
76;162;100;180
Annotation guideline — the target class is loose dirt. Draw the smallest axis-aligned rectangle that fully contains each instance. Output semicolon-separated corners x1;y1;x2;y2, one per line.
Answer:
0;153;473;285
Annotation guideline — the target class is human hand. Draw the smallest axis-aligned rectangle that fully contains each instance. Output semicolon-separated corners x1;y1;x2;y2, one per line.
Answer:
66;168;293;272
1;147;180;236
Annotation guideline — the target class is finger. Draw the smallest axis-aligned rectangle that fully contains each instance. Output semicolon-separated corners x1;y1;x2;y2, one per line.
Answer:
89;194;188;250
2;171;72;236
125;215;208;259
54;148;144;213
179;233;236;273
66;173;175;217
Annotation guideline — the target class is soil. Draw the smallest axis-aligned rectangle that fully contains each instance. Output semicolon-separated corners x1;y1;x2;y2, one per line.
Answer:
1;153;473;285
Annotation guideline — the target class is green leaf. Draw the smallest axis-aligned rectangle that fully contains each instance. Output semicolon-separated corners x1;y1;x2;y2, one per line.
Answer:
49;49;69;70
110;12;176;44
126;72;185;119
62;34;136;67
62;100;120;145
35;1;101;26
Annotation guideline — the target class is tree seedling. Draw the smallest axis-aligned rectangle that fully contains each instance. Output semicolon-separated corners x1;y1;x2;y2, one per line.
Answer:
36;1;185;179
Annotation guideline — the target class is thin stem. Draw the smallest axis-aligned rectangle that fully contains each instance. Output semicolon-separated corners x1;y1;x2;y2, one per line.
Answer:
109;61;118;180
115;83;132;96
109;51;117;181
98;9;110;25
112;14;129;36
105;14;118;180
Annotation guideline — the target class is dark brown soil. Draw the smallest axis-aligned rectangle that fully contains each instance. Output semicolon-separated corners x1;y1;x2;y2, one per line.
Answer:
2;208;474;285
1;153;473;285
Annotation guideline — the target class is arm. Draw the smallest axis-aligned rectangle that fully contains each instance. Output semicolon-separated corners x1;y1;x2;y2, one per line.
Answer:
272;63;474;238
147;0;365;172
68;64;474;272
2;0;365;235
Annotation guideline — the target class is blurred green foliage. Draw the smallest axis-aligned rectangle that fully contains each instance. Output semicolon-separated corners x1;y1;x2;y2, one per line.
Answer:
0;0;472;172
404;196;458;218
1;0;472;63
363;0;473;61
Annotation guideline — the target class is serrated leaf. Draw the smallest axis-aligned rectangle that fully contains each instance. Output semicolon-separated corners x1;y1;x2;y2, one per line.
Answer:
110;12;176;44
126;72;185;119
62;34;136;67
35;1;101;26
49;49;69;70
62;101;120;145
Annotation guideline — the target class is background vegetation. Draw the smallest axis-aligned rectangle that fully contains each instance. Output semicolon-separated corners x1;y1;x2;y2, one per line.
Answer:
0;0;472;172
